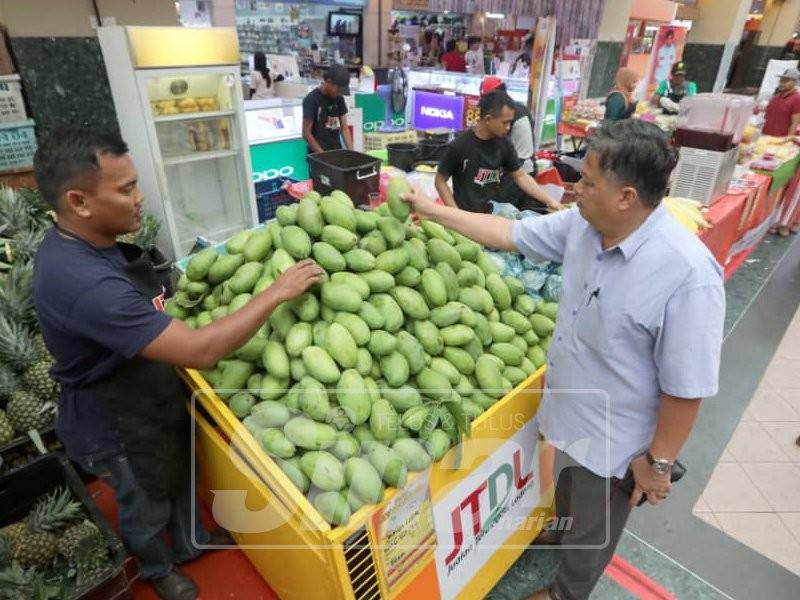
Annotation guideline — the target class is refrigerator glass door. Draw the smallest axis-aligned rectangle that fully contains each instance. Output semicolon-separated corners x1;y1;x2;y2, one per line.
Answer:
141;70;254;254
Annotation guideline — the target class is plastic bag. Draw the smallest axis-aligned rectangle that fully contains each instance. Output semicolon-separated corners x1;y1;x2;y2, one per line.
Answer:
490;201;520;220
543;274;562;302
405;171;438;199
521;269;548;294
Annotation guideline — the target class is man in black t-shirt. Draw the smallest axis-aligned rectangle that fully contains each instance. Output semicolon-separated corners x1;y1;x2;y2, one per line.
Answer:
436;91;560;213
302;64;354;153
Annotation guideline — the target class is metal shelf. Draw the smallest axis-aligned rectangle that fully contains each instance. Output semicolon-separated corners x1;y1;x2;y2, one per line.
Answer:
153;110;235;123
162;149;239;166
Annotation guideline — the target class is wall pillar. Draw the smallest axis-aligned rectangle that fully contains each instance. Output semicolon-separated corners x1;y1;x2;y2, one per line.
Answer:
739;0;800;88
678;0;751;92
586;0;635;98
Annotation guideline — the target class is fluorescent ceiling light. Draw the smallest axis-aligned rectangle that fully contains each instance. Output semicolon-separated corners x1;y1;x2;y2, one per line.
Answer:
485;12;505;19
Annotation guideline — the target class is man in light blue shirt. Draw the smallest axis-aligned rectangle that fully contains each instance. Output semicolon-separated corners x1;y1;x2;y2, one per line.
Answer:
402;119;725;600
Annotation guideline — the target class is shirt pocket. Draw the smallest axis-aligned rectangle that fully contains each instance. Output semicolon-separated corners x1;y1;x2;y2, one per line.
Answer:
572;295;623;354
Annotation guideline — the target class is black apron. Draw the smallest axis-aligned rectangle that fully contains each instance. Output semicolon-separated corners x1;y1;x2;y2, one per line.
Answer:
59;228;190;500
663;81;688;115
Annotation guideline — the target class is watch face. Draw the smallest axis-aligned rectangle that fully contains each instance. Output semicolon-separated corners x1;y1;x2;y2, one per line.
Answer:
652;461;671;475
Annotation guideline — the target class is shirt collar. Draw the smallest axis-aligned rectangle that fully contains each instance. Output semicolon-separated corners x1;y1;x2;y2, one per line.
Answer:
610;203;666;261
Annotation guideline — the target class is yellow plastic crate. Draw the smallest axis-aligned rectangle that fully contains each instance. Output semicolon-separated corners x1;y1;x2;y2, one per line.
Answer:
184;367;553;600
363;130;419;151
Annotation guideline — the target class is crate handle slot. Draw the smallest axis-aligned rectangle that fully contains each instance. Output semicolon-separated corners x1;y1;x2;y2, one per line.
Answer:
356;166;378;180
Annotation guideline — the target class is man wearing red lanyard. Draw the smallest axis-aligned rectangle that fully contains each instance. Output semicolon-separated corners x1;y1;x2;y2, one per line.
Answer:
762;68;800;137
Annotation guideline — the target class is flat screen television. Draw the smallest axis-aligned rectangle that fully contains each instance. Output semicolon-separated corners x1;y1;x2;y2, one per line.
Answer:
327;12;361;37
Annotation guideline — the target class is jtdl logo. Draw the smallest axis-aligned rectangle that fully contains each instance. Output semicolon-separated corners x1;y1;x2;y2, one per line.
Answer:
252;166;295;183
444;448;533;567
363;117;406;131
420;106;455;120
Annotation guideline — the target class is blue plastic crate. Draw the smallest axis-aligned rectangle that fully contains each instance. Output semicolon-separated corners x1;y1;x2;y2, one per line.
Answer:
255;177;297;223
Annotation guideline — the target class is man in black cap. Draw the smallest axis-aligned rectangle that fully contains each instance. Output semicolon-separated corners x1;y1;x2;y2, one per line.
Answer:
302;64;354;153
651;61;697;115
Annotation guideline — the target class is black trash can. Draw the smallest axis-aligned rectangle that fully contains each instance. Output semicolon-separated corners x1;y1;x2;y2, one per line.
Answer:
417;138;447;162
387;142;419;171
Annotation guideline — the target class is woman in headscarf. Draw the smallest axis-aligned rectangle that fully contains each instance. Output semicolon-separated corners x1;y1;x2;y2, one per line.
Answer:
604;68;639;121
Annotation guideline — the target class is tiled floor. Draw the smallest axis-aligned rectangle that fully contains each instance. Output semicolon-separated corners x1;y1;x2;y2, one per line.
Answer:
695;306;800;576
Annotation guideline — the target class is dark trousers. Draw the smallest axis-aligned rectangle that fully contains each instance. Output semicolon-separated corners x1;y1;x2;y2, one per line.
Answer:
550;450;633;600
76;453;211;579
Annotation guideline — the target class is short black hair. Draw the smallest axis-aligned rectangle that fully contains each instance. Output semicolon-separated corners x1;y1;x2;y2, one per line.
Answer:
479;90;515;118
34;129;129;209
445;40;456;53
586;120;677;208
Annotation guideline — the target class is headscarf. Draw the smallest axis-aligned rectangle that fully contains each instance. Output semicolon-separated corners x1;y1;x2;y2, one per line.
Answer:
612;68;639;106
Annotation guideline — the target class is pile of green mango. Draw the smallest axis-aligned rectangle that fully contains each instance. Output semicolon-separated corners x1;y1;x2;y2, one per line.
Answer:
166;179;557;527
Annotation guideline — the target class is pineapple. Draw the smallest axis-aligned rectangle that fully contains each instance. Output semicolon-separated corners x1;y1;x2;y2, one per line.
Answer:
59;520;111;586
0;531;12;566
0;263;35;329
13;487;84;568
75;538;112;587
32;333;50;362
0;410;14;445
12;527;58;568
0;187;38;237
0;315;37;373
57;520;101;562
22;361;56;399
0;522;27;546
0;365;16;402
6;391;54;434
6;228;45;266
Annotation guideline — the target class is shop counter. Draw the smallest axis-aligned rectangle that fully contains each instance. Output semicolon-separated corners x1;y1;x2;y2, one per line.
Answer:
184;366;552;600
699;194;748;268
557;121;591;152
698;173;770;268
752;153;800;194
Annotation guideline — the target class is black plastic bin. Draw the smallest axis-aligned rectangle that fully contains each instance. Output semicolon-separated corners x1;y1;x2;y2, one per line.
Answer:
387;142;419;172
307;150;381;205
417;138;447;162
0;453;134;599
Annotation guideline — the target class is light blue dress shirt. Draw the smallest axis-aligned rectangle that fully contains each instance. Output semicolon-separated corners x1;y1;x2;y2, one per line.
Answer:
512;205;725;478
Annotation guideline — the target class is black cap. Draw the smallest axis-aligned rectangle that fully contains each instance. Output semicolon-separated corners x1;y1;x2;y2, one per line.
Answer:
671;62;687;76
325;64;351;92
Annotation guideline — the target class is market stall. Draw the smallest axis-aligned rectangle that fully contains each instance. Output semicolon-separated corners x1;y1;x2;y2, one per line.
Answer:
160;181;559;599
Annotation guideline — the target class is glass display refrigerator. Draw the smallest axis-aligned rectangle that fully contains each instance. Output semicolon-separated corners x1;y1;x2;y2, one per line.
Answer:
98;26;257;258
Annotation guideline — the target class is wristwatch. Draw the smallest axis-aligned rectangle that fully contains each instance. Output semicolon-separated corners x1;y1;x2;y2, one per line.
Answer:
646;451;673;476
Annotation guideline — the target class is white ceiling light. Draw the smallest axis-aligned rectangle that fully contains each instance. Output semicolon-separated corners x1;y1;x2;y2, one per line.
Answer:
485;12;505;19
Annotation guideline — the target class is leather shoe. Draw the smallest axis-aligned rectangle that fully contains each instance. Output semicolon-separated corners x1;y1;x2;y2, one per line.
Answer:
151;570;198;600
207;526;235;547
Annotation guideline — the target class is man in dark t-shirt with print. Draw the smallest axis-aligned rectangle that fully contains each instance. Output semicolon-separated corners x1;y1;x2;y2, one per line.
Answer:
302;64;354;153
436;91;561;213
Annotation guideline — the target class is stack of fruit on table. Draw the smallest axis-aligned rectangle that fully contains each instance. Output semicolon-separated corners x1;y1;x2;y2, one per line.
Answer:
0;188;61;452
0;486;115;597
168;178;558;527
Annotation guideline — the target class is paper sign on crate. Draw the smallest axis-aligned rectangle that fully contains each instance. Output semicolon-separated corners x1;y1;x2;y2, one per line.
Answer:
370;470;435;595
